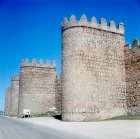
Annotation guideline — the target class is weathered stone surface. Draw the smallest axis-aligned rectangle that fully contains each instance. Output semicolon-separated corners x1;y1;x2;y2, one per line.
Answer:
61;15;127;121
4;87;11;116
10;75;19;116
124;40;140;115
18;59;56;116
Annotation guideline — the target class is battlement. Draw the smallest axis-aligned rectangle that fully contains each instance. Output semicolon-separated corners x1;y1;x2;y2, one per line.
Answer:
7;86;11;89
20;58;56;68
124;39;140;53
56;74;61;80
62;14;124;34
11;75;20;81
6;86;11;92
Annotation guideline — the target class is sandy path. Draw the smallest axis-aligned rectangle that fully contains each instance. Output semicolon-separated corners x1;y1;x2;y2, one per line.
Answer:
21;117;140;139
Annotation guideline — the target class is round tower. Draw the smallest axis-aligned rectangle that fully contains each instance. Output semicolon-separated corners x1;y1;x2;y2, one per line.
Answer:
61;14;127;121
18;58;56;117
10;75;19;116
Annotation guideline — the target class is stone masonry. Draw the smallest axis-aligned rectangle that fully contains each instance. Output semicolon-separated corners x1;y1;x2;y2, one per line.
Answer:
124;39;140;115
18;59;56;116
4;87;11;116
10;75;19;116
61;15;127;121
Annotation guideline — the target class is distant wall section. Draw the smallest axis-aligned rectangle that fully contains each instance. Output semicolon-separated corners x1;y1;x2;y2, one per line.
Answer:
124;39;140;115
4;87;11;116
55;74;62;112
10;75;19;116
18;59;56;116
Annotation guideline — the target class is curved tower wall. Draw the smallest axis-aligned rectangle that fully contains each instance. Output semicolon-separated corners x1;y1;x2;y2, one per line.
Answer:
18;59;56;116
10;75;19;116
62;15;127;121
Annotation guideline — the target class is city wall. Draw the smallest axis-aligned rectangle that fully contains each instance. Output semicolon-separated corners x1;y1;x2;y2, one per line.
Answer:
4;14;140;121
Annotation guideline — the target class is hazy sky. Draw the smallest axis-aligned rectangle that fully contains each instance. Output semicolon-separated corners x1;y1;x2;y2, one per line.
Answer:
0;0;140;111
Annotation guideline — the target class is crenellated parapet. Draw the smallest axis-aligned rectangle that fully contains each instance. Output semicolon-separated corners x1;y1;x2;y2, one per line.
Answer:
11;75;20;81
124;39;140;54
56;74;61;81
62;14;124;34
20;58;56;68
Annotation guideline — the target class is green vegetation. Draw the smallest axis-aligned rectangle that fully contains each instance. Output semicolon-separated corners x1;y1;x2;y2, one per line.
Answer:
31;113;140;121
104;115;140;121
32;111;61;117
80;115;140;122
9;115;16;117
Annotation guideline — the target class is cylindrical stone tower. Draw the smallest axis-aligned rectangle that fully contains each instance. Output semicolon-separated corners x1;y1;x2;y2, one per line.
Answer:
61;14;127;121
10;75;19;116
18;58;56;116
4;87;11;116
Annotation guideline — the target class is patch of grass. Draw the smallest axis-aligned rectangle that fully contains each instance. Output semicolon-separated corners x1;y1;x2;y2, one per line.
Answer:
70;115;140;122
31;113;140;121
104;115;140;121
32;111;61;118
9;115;16;117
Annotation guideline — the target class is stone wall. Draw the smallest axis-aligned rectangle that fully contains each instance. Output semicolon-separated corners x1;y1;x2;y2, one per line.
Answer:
18;59;56;116
124;39;140;115
4;87;11;116
10;75;19;116
55;74;62;112
61;15;127;121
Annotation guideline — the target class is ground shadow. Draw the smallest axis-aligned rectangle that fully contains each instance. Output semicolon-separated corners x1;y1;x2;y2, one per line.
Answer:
53;115;62;120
